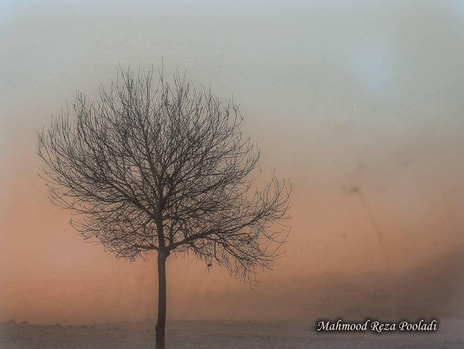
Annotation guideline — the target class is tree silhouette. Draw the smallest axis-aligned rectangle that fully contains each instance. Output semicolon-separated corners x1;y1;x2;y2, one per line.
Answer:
37;66;291;349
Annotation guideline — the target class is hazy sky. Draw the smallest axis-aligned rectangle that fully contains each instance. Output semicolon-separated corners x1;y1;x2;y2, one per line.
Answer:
2;0;464;324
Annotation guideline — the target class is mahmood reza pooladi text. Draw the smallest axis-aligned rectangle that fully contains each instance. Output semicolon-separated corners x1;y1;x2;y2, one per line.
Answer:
316;319;438;333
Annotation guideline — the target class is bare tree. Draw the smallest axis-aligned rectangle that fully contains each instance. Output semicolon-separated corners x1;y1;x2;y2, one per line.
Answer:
37;66;291;349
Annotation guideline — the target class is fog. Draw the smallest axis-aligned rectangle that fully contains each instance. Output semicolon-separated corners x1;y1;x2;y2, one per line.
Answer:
1;0;464;325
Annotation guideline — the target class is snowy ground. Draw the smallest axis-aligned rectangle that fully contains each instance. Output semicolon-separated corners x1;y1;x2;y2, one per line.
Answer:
1;319;463;348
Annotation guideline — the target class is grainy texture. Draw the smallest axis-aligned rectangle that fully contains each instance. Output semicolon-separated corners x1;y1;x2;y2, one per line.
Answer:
1;320;463;349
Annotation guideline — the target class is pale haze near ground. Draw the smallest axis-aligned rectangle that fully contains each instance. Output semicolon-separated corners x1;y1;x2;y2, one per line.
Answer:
1;320;464;349
1;0;464;339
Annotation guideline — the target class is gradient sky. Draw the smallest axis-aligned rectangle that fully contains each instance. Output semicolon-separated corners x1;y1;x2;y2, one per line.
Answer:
1;0;464;324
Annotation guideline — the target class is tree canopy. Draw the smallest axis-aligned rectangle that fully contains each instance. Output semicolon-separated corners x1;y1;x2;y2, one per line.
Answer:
38;67;291;282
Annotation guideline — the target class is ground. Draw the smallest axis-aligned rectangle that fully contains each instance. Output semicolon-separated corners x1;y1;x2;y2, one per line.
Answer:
1;319;463;348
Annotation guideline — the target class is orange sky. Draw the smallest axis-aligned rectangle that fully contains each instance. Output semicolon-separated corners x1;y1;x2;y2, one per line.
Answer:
2;0;464;324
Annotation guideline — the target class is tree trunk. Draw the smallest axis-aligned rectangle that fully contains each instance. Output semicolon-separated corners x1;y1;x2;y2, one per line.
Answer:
155;251;168;349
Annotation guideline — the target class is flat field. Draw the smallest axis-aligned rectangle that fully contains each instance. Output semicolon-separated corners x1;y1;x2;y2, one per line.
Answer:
1;319;463;349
